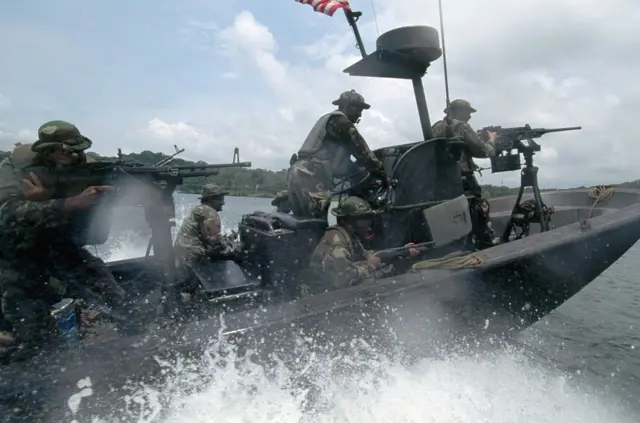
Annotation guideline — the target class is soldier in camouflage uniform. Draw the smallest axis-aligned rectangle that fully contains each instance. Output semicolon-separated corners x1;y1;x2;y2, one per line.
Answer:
0;120;125;348
431;99;500;250
174;183;238;295
288;90;389;221
308;196;418;291
271;190;292;214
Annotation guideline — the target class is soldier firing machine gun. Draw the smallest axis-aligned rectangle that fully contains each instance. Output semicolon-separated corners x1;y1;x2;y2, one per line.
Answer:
477;124;582;241
2;147;252;315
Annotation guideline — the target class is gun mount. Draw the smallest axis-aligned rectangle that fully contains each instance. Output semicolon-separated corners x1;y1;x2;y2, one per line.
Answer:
479;125;582;240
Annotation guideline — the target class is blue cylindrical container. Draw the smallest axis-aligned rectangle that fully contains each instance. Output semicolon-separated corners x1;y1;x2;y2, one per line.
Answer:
50;298;78;343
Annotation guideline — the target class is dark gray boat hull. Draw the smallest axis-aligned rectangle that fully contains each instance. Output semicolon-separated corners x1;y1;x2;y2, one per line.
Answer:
2;190;640;422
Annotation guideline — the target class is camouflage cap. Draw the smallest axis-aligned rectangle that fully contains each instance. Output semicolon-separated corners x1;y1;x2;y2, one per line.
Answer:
332;89;371;110
444;99;477;114
331;196;376;218
199;183;229;199
31;120;93;153
271;190;290;206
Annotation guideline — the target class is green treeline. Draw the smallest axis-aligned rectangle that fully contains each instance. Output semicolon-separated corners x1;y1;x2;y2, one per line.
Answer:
1;149;638;199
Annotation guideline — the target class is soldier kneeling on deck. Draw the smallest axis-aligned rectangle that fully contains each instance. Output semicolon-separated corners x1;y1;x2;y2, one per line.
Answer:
306;196;419;294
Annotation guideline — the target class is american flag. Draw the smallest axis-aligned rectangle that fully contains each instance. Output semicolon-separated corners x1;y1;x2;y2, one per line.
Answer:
294;0;351;17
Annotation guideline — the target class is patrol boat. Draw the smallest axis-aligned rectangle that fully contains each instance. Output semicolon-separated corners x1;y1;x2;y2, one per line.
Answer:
3;11;640;423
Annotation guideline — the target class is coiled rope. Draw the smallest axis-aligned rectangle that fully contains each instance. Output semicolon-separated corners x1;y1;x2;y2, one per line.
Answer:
411;250;483;271
587;185;615;218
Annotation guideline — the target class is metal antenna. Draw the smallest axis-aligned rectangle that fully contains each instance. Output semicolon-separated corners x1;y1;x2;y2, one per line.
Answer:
438;0;453;129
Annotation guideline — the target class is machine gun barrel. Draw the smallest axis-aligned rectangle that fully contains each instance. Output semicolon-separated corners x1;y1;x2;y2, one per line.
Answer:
170;161;252;170
122;161;252;174
537;126;582;133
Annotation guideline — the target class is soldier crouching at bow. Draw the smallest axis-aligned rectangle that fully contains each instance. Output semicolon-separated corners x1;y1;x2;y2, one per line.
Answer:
287;90;389;221
271;190;292;214
0;121;126;354
431;99;504;250
308;196;419;293
174;184;238;300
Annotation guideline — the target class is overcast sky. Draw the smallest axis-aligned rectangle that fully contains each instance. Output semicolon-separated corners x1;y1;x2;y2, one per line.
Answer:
0;0;637;188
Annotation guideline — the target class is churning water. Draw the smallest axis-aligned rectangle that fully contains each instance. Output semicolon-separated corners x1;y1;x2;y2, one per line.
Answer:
76;196;636;423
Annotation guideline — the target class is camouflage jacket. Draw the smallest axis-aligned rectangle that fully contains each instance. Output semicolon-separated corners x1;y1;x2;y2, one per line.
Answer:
431;117;495;173
296;113;387;183
174;204;234;264
327;114;386;179
0;146;79;257
309;225;392;290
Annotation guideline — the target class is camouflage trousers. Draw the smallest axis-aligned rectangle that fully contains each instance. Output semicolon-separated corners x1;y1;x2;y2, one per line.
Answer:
49;245;127;306
0;264;61;344
287;159;332;220
1;247;126;345
463;174;495;250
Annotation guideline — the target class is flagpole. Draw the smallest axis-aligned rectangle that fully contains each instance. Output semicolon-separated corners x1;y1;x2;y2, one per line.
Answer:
343;8;367;58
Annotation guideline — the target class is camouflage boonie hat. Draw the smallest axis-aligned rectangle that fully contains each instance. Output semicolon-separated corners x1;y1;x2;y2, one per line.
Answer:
271;190;290;206
199;183;229;199
444;99;476;114
31;120;93;153
331;196;376;218
332;89;371;110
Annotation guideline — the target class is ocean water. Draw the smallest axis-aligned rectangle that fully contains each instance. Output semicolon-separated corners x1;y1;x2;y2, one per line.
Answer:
80;195;639;423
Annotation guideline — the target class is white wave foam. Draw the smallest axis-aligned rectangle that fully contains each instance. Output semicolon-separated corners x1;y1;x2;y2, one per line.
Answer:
83;326;632;423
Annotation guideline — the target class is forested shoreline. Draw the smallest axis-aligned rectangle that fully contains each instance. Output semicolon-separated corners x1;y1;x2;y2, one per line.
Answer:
1;148;636;199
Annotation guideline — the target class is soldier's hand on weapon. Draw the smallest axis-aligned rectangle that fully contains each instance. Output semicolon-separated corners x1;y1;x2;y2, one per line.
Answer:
20;172;52;201
367;253;381;269
404;242;421;257
64;185;116;211
374;177;391;189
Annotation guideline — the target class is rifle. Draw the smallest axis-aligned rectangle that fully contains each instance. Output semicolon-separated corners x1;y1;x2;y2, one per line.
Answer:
373;241;435;261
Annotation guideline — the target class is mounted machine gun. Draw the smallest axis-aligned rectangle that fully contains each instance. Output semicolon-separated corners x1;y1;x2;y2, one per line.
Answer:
4;148;251;314
478;124;582;240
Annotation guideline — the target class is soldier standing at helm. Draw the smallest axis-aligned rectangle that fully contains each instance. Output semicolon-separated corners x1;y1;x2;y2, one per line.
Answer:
288;89;389;221
271;190;292;214
174;183;238;297
0;120;125;352
308;196;419;292
431;99;501;250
